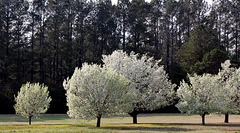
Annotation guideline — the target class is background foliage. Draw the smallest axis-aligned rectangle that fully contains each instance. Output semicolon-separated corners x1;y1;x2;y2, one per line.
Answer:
0;0;239;113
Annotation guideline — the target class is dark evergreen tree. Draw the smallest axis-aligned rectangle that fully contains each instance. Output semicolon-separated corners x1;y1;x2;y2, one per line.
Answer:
177;24;221;74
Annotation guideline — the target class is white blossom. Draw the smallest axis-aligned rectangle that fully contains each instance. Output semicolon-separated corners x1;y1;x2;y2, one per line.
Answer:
102;50;176;112
176;74;219;115
14;82;52;124
63;63;136;122
216;60;240;114
176;60;240;124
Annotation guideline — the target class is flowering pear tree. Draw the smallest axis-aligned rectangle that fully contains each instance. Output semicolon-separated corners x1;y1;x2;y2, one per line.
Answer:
176;74;220;125
103;50;176;124
226;68;240;112
63;63;136;127
14;82;52;125
216;60;240;123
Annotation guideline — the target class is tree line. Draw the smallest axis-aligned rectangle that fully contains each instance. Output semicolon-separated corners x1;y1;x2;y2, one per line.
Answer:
14;51;240;126
0;0;240;113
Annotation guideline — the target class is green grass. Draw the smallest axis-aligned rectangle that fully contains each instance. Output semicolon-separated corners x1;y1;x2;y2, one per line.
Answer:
0;114;240;132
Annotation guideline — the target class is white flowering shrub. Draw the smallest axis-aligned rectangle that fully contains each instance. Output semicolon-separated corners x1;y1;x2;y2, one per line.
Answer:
176;74;220;125
14;82;52;125
63;63;136;127
102;50;176;123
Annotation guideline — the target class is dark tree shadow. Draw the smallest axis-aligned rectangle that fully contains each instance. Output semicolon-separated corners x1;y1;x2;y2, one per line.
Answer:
205;123;240;127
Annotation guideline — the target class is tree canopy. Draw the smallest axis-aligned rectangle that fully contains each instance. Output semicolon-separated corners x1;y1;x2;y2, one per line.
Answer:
103;50;176;123
177;24;222;74
176;60;240;124
63;63;136;127
14;82;52;125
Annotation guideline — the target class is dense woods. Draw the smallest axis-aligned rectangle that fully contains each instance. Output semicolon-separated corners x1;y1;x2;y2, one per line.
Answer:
0;0;239;113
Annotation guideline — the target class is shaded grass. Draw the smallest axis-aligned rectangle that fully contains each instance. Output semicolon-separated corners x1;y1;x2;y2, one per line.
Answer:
1;113;240;124
0;114;72;123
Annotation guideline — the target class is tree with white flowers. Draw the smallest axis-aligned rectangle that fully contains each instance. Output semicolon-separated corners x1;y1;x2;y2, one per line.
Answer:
102;50;176;124
216;60;240;123
177;60;240;125
176;74;220;125
63;63;136;127
226;68;240;113
14;82;52;125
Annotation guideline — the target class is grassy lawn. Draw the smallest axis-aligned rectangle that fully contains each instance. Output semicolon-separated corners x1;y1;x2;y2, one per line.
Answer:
0;113;240;132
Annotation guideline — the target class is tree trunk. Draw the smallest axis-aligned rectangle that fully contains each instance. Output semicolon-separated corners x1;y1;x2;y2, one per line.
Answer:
201;113;206;125
97;115;101;127
166;24;170;73
31;14;35;82
29;116;32;125
132;114;137;124
224;113;229;123
129;111;138;124
171;18;174;65
122;14;126;51
235;24;238;61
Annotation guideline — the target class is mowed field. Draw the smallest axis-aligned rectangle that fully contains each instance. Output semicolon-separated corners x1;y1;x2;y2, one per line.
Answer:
0;113;240;133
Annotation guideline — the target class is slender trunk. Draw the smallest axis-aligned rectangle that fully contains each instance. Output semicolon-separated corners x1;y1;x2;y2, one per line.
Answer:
155;20;159;50
79;19;84;68
123;27;126;51
227;32;229;54
31;15;34;82
171;19;174;65
235;23;238;61
122;15;126;51
42;20;45;82
5;7;10;81
53;53;56;79
97;115;101;127
6;8;9;57
40;23;43;82
29;116;32;125
187;10;190;38
224;113;229;123
60;57;63;81
17;21;21;82
201;113;206;125
218;12;222;45
166;23;170;73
